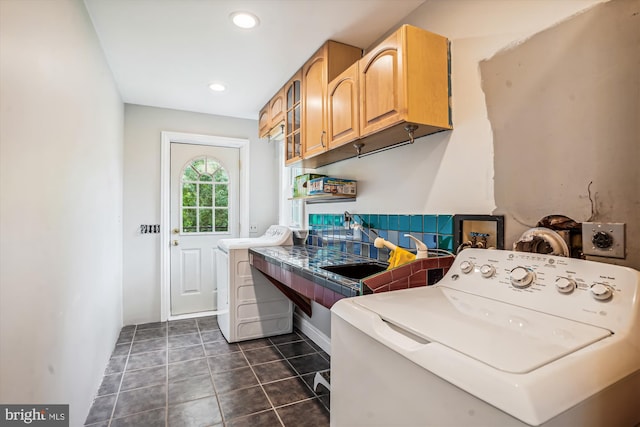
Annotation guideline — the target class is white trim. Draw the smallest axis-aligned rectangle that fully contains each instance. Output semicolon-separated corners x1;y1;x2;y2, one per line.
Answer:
168;310;219;321
294;312;331;355
160;131;250;321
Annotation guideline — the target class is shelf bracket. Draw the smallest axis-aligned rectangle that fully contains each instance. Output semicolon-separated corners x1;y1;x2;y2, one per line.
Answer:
255;270;312;317
353;142;365;157
404;124;419;144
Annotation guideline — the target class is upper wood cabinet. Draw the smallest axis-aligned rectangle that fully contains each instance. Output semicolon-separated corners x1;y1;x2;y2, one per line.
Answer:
259;88;286;139
284;70;303;165
302;41;362;160
359;24;451;139
302;25;451;168
261;25;451;168
327;61;359;149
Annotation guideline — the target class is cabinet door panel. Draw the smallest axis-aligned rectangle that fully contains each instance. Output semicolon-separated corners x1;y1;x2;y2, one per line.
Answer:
285;70;302;165
361;48;401;136
258;105;270;138
331;81;356;136
269;90;285;125
359;28;404;137
364;52;398;119
302;55;327;157
328;63;359;148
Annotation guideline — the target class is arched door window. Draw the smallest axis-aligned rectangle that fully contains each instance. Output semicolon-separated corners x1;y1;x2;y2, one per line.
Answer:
181;157;229;233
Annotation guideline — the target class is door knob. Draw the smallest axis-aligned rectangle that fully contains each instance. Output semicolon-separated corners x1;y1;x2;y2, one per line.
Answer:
172;240;179;246
172;228;180;234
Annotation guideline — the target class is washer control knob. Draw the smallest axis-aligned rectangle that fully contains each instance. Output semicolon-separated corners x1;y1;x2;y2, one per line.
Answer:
460;261;474;274
590;283;613;301
555;277;576;294
510;267;535;288
480;264;496;278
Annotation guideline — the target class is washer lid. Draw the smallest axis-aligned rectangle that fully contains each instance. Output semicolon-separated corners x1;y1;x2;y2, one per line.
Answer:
353;286;611;373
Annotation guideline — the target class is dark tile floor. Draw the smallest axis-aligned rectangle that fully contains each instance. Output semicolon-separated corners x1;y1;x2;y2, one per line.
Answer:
85;316;330;427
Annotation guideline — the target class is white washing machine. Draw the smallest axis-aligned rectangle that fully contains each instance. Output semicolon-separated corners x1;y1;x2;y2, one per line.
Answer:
331;249;640;426
216;225;293;343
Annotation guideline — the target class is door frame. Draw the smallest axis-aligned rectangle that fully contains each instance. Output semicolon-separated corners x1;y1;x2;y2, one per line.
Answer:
160;131;250;321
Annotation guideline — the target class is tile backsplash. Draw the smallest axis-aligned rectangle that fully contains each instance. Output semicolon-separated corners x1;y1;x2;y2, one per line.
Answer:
307;213;454;261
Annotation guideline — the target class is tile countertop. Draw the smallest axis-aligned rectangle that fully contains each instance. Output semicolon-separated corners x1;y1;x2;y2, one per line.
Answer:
249;245;387;298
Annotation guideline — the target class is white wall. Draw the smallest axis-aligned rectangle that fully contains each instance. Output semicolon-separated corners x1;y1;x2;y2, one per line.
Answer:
123;104;278;325
312;0;606;215
0;0;123;424
480;0;639;267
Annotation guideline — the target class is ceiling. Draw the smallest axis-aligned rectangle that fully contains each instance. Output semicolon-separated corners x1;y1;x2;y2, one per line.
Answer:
83;0;425;120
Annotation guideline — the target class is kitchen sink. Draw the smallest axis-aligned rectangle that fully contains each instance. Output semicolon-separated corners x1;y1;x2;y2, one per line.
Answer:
320;263;388;280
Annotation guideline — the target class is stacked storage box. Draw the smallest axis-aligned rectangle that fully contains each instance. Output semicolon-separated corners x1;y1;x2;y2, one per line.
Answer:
293;174;325;198
308;177;357;196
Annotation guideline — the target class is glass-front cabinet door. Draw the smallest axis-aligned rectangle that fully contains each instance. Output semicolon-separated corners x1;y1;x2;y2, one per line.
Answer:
285;70;302;165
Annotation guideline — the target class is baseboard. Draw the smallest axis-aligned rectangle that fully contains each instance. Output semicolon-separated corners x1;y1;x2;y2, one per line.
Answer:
167;310;219;321
294;312;331;355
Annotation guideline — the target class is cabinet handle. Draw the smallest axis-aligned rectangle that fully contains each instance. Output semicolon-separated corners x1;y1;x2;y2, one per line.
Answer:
320;131;326;147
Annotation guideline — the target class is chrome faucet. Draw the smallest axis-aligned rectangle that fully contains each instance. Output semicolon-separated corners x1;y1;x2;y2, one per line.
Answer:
343;211;352;229
344;210;380;241
349;220;379;241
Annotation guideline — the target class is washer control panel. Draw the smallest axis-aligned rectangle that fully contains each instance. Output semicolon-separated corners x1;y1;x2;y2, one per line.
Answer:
441;249;640;332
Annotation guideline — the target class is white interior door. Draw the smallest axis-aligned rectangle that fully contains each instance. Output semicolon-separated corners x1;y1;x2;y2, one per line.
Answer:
170;143;239;316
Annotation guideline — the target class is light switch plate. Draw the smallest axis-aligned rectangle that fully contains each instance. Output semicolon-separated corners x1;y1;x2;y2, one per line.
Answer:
582;222;625;259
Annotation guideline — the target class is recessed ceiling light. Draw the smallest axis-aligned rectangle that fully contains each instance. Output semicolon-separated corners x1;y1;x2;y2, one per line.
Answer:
209;83;226;92
230;11;259;29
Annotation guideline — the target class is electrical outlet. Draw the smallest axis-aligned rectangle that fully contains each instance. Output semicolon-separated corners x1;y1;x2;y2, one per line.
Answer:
249;224;258;233
582;222;625;259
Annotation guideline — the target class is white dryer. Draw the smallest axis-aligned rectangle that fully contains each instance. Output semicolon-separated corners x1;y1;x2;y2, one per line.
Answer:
331;249;640;426
216;225;293;343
